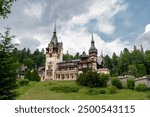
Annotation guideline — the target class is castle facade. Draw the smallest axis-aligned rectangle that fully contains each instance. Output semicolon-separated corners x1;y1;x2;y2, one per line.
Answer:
41;25;109;81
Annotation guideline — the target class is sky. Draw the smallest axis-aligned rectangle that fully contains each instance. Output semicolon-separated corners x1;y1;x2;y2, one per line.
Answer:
0;0;150;56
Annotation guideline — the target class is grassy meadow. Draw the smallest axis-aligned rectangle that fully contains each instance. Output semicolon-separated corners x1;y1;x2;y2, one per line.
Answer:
16;80;150;100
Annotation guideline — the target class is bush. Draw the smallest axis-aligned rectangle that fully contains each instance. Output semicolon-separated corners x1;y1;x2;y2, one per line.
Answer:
147;94;150;100
76;71;109;88
17;79;29;86
135;84;148;92
111;78;122;89
107;86;117;94
100;74;109;87
126;79;135;89
98;89;106;94
50;86;80;93
86;89;98;95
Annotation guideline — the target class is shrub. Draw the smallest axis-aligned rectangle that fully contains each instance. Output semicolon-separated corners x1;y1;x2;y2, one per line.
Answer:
126;79;135;89
135;84;148;92
17;79;29;86
111;78;122;89
100;74;109;87
50;86;80;93
76;71;109;88
107;86;117;94
86;89;98;95
98;89;106;94
147;94;150;100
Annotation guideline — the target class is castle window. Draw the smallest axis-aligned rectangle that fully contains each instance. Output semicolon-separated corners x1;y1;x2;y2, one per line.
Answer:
83;64;87;68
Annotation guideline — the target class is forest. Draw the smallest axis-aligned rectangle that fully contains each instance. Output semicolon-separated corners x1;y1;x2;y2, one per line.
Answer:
103;46;150;78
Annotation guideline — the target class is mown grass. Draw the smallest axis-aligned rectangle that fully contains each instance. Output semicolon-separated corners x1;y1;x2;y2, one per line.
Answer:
16;80;150;100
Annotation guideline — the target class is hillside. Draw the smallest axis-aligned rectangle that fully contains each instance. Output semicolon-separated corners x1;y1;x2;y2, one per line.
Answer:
16;81;150;100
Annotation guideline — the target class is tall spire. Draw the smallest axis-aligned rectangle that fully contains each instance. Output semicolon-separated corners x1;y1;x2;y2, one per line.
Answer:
92;31;94;42
89;33;97;55
54;19;56;33
50;20;58;48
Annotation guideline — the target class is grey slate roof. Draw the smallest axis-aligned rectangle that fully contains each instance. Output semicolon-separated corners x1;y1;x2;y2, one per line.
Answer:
89;33;97;54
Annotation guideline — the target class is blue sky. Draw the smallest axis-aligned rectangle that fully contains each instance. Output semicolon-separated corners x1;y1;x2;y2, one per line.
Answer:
0;0;150;56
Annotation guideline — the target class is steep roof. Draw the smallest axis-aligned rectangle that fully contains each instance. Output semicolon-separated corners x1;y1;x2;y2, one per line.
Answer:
50;23;58;48
89;33;97;54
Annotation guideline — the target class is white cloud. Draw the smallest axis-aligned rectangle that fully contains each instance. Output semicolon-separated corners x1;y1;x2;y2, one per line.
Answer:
26;0;129;56
135;24;150;50
23;2;46;19
49;26;131;56
145;24;150;33
1;0;130;56
68;0;128;35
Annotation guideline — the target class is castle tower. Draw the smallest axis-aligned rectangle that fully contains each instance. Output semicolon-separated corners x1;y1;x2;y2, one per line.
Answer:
44;23;63;80
88;33;98;70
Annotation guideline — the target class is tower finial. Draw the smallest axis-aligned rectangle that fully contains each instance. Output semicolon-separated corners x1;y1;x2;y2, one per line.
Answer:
92;31;94;41
54;19;56;33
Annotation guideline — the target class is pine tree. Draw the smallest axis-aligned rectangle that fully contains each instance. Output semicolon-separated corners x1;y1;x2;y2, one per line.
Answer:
0;27;18;99
31;69;40;81
24;69;31;81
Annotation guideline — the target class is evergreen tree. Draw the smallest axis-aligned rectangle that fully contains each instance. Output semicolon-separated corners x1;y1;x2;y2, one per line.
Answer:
23;57;34;69
136;64;147;77
31;69;40;81
0;0;16;18
0;27;17;99
128;64;137;77
111;53;118;74
103;55;113;70
24;69;31;81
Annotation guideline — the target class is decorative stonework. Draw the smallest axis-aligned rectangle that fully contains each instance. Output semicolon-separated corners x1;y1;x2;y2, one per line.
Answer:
42;24;109;81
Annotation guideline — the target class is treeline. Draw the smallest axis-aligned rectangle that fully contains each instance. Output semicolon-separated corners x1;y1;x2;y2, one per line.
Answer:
12;48;45;69
63;51;80;60
103;46;150;77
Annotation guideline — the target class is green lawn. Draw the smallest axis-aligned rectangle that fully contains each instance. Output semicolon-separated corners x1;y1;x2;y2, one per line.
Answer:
16;80;150;100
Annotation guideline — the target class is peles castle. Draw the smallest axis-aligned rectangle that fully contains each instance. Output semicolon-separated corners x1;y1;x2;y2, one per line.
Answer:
41;24;109;81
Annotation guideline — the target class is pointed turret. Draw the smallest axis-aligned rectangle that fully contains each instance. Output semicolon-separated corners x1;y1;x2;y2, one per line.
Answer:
50;22;58;48
89;33;97;55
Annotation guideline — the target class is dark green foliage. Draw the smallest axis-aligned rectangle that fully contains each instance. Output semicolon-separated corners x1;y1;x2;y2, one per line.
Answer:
135;84;148;92
103;55;113;70
103;45;149;77
50;86;80;93
24;70;31;81
126;79;135;89
98;89;106;94
0;27;17;99
86;89;98;95
136;64;147;77
76;71;109;88
0;0;16;18
100;74;109;87
17;79;29;86
128;65;137;77
86;89;106;95
147;94;150;99
63;51;80;60
111;78;122;89
31;70;40;81
23;57;34;69
12;48;45;71
107;86;117;94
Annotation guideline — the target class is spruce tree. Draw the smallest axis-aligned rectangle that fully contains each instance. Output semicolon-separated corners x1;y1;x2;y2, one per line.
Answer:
0;27;18;99
24;69;31;81
31;69;40;81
